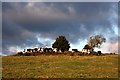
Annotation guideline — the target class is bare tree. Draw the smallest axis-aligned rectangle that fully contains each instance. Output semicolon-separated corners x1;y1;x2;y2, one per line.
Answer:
88;35;106;50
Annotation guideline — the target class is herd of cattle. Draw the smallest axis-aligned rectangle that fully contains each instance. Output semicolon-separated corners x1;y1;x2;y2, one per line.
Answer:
17;47;95;55
22;48;81;53
16;47;116;56
24;48;61;53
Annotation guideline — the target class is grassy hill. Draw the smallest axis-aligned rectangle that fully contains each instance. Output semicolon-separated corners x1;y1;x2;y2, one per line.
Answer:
2;55;118;78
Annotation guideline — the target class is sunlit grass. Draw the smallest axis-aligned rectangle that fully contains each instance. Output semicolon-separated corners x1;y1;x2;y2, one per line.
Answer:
2;55;118;78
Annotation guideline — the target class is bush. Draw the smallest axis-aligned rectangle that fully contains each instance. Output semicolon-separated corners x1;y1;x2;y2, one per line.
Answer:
24;52;32;56
89;51;97;55
15;52;23;56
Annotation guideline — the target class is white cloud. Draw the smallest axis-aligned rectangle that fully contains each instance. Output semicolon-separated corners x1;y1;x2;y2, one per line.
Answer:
67;6;76;15
36;34;54;47
24;2;69;20
100;42;118;53
8;46;19;55
70;39;87;51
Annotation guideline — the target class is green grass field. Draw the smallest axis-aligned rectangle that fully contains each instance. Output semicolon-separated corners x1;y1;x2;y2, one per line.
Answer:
2;55;118;78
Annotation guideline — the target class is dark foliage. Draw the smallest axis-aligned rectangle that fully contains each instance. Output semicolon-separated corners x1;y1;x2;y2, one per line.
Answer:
24;52;32;56
52;36;70;52
83;45;92;49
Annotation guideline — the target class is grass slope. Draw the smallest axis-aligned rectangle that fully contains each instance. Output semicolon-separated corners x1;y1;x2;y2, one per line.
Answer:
2;55;118;78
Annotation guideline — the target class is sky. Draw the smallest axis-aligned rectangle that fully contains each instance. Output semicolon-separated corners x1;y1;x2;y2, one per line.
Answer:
1;2;119;56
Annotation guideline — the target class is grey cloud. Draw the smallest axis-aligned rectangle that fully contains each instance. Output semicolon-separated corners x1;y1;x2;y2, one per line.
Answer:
2;2;118;55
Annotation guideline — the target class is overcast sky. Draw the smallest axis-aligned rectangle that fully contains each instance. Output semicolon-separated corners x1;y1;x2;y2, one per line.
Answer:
2;2;118;55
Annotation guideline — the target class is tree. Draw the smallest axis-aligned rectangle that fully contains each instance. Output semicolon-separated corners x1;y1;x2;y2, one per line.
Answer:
52;35;70;52
83;44;92;49
88;35;106;50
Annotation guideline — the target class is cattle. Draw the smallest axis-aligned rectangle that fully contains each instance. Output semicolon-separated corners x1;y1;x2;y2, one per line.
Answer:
22;47;63;54
40;48;44;52
53;48;58;52
34;48;38;52
97;51;102;55
48;48;53;52
26;48;38;53
43;48;53;53
72;49;78;53
23;49;27;53
27;49;32;52
82;49;91;55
